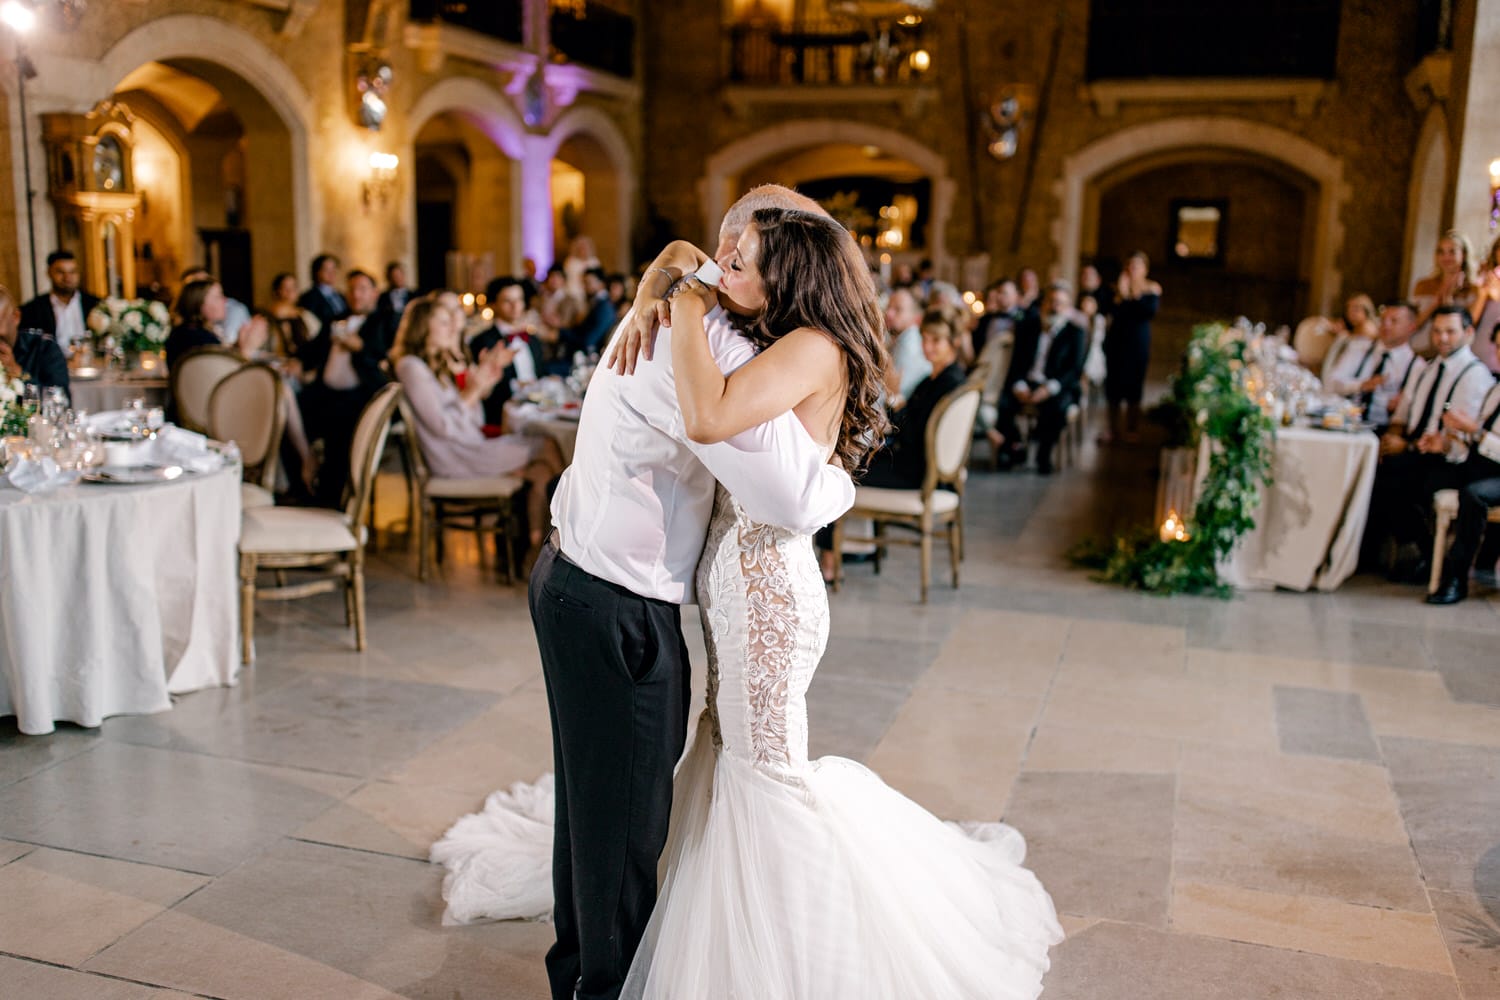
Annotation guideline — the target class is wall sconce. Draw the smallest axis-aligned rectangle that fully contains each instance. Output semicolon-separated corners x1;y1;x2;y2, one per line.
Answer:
363;151;398;209
985;87;1036;162
1489;158;1500;231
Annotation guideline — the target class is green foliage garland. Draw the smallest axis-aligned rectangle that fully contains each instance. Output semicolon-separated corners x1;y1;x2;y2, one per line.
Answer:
1073;323;1276;596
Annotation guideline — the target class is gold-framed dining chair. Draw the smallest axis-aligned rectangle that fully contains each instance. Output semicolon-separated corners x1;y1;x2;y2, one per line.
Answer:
397;398;525;584
236;382;401;663
832;375;984;603
1428;488;1500;593
169;346;244;434
206;361;285;511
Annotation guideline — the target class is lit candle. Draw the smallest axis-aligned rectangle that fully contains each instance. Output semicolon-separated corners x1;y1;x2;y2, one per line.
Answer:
1160;509;1189;543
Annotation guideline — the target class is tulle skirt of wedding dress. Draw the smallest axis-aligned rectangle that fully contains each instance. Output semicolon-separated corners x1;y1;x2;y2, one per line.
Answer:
618;714;1063;1000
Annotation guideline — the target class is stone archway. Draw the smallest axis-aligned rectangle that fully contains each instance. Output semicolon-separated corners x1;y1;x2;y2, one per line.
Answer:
1054;116;1348;315
545;105;636;273
699;119;954;274
407;77;530;278
1404;107;1451;291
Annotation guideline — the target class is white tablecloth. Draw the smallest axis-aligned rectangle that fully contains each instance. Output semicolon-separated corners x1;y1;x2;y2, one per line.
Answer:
1201;426;1379;592
0;463;242;734
70;373;168;414
506;402;580;464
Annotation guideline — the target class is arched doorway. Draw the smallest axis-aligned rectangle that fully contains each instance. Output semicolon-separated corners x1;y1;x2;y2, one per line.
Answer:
93;15;315;305
407;77;527;289
109;60;295;306
1056;116;1347;318
1094;154;1316;370
411;112;517;293
1404;108;1450;292
700;120;954;275
546;106;635;273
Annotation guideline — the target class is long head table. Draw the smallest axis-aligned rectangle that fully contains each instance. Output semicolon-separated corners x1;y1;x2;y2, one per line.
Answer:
0;462;242;734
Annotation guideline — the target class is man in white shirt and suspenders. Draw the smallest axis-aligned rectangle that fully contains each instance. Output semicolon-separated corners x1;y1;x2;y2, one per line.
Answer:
1429;324;1500;604
1366;305;1496;580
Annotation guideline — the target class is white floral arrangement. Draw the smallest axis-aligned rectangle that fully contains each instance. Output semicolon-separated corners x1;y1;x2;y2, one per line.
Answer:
87;297;171;355
1;376;28;437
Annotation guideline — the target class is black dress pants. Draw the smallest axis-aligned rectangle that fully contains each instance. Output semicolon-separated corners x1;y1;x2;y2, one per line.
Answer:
1445;464;1500;575
528;540;691;1000
1366;450;1466;556
994;388;1070;465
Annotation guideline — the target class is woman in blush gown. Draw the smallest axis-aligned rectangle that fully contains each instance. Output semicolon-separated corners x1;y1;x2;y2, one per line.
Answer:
435;208;1061;1000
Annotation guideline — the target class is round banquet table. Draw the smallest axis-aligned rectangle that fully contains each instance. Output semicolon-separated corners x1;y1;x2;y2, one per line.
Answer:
69;371;169;414
0;462;242;734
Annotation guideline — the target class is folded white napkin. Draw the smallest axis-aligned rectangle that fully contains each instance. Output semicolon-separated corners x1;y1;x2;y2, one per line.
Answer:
150;426;223;473
5;456;76;494
84;410;131;432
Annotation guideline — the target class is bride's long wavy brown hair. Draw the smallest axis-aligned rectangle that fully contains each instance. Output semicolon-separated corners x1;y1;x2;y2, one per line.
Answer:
736;207;890;472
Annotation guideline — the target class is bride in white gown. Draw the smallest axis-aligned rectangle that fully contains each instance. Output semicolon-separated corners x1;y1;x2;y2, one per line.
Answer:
434;208;1062;998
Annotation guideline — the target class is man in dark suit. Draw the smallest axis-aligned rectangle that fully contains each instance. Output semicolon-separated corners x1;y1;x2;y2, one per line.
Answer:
555;267;617;362
992;281;1087;474
471;276;546;425
296;253;351;332
19;250;100;354
377;261;411;319
1;284;70;401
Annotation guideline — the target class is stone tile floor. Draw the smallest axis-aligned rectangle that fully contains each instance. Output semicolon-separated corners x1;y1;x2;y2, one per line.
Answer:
2;437;1499;999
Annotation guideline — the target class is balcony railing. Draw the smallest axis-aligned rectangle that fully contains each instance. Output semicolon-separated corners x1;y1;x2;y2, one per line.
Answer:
1085;1;1341;81
551;2;636;79
407;0;524;45
729;18;932;86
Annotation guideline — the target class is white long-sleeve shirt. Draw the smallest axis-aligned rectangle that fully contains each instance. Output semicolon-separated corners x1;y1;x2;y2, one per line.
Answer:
551;305;854;604
1468;383;1500;465
1393;345;1495;460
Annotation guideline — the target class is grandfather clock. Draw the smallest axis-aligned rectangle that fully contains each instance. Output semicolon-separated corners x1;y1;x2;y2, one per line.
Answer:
41;100;141;298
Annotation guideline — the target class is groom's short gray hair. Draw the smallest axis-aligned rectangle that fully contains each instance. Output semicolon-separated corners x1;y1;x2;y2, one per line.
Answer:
719;184;828;246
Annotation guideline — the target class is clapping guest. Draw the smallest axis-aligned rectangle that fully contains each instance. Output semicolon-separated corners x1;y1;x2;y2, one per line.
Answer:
181;266;250;344
1322;294;1382;389
990;282;1088;474
1468;235;1500;374
377;261;411;319
1366;306;1496;579
1329;301;1425;431
0;284;69;400
392;294;564;548
555;267;617;362
1101;250;1162;444
266;272;317;366
1411;231;1477;356
1017;267;1041;311
470;277;545;424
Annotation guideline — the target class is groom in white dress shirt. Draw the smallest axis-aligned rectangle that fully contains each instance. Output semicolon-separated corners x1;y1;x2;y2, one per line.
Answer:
530;186;852;1000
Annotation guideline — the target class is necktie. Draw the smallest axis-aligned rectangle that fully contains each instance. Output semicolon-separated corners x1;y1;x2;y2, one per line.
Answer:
1410;361;1445;439
1359;352;1389;414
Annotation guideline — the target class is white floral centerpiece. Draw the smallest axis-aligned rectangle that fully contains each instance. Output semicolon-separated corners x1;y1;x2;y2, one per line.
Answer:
87;298;171;356
1;376;28;437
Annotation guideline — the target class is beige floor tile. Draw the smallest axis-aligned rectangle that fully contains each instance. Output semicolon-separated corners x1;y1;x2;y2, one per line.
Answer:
1185;648;1359;689
1025;723;1178;773
0;838;35;866
294;781;489;860
382;686;553;795
0;848;206;966
1061;619;1186;678
1179;743;1408;845
866;684;1039;820
920;609;1066;697
1360;684;1500;748
85;910;409;1000
1172;881;1452;975
1040;671;1276;750
0;954;196;999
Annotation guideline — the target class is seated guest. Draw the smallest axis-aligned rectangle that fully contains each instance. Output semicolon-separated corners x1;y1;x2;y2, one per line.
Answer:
377;261;411;319
19;250;99;354
296;253;350;331
990;282;1088;474
181;266;250;344
1078;262;1113;319
470;277;544;425
816;306;966;581
1366;306;1496;579
266;271;318;366
537;264;573;329
1328;300;1424;430
1429;370;1500;604
1320;294;1379;384
299;269;390;507
392;294;565;547
555;266;617;361
970;278;1025;364
0;283;69;400
164;278;226;371
883;286;930;405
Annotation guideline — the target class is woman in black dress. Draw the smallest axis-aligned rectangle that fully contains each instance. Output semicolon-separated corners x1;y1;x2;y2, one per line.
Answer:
1102;250;1161;443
